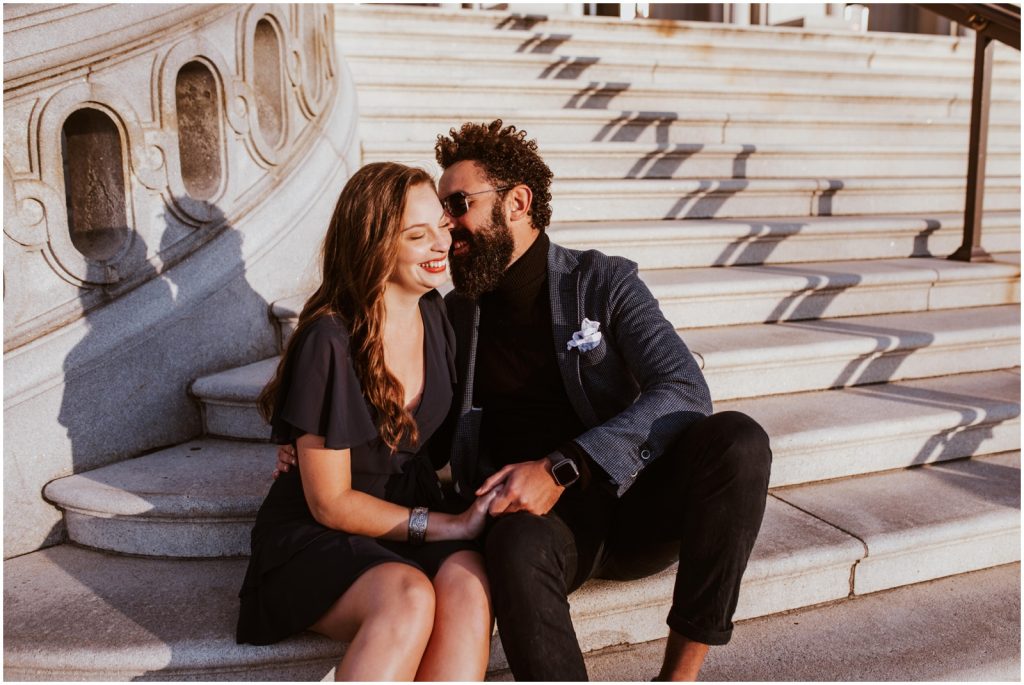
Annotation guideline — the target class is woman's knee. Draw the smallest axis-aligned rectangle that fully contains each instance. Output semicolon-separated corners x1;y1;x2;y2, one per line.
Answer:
433;551;491;621
368;563;436;629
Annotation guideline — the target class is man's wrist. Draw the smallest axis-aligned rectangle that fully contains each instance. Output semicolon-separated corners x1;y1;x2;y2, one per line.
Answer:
546;452;581;487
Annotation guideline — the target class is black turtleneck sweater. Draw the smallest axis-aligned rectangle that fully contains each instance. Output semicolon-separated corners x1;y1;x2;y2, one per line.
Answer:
473;232;592;478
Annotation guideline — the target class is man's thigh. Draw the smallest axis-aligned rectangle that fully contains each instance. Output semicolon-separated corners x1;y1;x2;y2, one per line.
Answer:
598;446;684;581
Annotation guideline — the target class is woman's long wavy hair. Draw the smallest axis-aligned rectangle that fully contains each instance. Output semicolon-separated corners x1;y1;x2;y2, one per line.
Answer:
257;162;434;452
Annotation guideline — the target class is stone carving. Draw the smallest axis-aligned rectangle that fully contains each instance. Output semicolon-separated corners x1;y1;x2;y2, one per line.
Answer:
3;4;339;348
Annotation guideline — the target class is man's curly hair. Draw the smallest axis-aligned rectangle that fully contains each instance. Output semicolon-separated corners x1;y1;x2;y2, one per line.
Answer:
435;119;553;232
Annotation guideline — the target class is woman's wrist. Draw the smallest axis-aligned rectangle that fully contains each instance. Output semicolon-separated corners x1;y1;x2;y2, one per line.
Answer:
426;510;477;542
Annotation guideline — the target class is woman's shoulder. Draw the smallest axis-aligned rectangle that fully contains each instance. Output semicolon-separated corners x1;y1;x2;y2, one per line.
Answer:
287;313;354;368
419;289;449;322
298;313;351;347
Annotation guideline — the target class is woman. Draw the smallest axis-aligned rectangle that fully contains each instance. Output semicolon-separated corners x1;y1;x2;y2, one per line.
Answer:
236;162;495;681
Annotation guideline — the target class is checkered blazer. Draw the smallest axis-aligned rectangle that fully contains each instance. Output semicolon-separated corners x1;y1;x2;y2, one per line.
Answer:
441;240;713;498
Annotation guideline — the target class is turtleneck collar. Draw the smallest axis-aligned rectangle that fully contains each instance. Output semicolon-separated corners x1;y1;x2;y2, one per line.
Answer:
490;231;549;301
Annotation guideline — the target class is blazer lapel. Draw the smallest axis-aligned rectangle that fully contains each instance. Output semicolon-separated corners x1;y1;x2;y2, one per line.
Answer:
446;294;482;495
548;243;601;429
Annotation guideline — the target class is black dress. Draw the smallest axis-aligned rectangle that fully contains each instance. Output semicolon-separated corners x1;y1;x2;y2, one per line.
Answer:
236;290;471;646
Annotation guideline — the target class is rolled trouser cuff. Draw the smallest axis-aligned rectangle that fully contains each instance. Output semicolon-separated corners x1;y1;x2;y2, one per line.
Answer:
667;607;733;646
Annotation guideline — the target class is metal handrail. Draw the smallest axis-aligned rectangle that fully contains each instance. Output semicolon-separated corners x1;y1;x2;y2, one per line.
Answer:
917;4;1021;262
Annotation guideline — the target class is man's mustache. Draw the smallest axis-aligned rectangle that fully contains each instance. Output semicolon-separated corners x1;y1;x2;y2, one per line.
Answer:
450;228;474;247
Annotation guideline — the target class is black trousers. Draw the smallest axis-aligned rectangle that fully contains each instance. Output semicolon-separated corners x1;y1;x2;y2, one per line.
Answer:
483;411;772;681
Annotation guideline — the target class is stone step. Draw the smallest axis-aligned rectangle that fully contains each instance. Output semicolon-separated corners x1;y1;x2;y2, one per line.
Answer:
728;369;1020;487
544;213;1022;269
543;176;1021;222
14;452;1019;678
2;546;343;681
518;450;1020;673
558;563;1020;682
364;141;1023;180
354;77;1021;122
42;439;276;558
270;254;1020;345
644;254;1021;329
342;46;1022;97
694;305;1021;401
61;365;1019;556
184;342;1017;478
335;5;1022;73
359;106;1022;148
191;358;281;441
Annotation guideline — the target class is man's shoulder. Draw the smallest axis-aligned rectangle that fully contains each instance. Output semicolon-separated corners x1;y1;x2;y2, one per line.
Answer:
550;241;638;281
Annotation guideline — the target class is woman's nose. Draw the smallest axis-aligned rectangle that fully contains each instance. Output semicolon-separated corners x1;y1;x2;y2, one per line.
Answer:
433;227;452;252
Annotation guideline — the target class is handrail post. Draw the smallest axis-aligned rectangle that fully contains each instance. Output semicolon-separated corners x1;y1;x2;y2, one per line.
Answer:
949;30;995;262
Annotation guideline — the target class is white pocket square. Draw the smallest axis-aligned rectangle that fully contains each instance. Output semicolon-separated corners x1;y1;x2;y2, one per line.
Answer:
567;318;602;353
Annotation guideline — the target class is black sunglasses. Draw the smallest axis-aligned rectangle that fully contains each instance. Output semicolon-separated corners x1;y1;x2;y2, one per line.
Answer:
441;186;513;218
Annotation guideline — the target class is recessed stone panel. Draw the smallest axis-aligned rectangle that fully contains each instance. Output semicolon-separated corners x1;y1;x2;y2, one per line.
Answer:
60;108;130;262
175;61;223;201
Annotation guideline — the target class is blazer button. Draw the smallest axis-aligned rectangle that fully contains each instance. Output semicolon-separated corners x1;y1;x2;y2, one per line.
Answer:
630;469;639;479
640;449;651;460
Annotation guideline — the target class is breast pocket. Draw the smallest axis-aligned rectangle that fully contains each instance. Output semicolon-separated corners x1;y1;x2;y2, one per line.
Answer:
578;338;607;367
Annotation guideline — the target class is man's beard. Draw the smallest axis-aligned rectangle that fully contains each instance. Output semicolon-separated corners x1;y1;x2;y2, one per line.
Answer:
449;203;515;299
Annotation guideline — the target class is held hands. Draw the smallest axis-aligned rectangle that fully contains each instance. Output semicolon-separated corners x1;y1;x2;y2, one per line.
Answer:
475;458;564;517
458;489;498;539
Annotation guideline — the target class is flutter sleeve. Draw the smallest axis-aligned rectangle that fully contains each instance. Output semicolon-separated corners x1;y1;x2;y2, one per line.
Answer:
269;318;379;450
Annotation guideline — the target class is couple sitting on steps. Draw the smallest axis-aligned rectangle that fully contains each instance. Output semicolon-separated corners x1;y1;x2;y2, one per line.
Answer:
235;120;773;682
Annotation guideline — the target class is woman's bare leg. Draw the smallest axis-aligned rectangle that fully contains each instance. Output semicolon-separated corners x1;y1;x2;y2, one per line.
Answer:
309;562;436;681
415;550;493;681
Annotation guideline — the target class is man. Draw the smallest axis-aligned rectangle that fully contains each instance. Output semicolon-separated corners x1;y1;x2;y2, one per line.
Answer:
281;120;772;681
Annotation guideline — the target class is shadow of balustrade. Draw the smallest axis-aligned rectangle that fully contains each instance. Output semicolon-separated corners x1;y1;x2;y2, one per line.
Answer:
565;82;630;109
516;33;572;54
538;56;600;79
496;14;549;30
593;111;680;143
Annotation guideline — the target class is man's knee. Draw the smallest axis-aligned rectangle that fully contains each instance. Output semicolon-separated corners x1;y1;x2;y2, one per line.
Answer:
688;411;772;487
484;512;575;590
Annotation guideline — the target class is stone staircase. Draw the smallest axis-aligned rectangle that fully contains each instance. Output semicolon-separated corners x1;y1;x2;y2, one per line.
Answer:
5;5;1020;680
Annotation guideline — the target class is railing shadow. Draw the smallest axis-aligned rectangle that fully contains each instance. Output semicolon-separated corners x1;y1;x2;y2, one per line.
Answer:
565;82;631;109
782;317;937;389
913;218;944;256
848;380;1020;469
742;263;863;323
593;110;679;142
516;33;572;54
817;179;844;216
661;179;750;220
495;13;549;31
538;56;600;79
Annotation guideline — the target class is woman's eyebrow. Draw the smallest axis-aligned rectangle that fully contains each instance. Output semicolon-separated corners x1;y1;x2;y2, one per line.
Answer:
401;223;431;232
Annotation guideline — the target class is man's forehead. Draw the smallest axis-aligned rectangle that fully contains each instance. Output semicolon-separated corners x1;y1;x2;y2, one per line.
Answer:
439;159;486;191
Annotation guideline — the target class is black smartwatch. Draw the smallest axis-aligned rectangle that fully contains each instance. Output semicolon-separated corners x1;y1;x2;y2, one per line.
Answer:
548;454;581;487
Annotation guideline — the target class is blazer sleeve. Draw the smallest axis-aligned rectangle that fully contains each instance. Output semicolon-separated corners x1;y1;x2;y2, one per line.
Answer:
572;261;712;496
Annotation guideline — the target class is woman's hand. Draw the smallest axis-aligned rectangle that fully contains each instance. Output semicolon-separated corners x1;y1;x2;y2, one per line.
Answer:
457;488;499;539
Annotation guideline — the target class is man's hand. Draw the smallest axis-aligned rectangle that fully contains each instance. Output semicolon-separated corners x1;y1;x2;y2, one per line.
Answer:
273;444;297;480
475;458;564;516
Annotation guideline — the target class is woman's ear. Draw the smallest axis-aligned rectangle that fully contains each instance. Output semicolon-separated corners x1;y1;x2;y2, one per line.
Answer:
507;184;533;223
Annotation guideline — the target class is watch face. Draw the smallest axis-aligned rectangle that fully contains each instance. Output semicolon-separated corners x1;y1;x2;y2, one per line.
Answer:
552;460;579;486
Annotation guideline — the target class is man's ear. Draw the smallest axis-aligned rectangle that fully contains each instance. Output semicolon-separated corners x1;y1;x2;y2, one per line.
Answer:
507;184;533;223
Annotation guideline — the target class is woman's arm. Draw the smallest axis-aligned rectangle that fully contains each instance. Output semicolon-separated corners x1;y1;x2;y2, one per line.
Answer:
296;433;492;542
